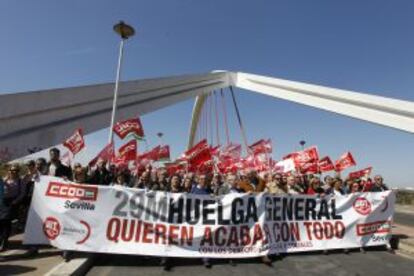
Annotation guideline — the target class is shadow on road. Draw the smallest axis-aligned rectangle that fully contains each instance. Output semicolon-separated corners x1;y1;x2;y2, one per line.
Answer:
0;264;36;275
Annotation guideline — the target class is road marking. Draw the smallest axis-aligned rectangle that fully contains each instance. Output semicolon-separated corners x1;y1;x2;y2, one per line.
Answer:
45;256;95;276
0;249;23;257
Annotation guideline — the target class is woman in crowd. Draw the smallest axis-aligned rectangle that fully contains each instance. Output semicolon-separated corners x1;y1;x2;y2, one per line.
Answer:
306;177;324;195
331;178;345;196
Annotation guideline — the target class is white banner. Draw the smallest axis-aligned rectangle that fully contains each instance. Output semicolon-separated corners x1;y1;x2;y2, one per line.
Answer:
24;176;395;258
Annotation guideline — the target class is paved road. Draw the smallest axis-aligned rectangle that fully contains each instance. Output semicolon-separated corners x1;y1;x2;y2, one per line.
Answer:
87;249;414;276
86;210;414;276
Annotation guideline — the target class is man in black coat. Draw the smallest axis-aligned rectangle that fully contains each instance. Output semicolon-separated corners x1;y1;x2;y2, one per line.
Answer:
370;175;389;192
47;148;72;180
87;158;111;185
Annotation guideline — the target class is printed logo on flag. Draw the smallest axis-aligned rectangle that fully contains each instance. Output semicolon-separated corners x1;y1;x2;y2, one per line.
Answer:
353;197;372;215
356;220;391;236
46;182;98;201
43;216;61;240
63;128;85;155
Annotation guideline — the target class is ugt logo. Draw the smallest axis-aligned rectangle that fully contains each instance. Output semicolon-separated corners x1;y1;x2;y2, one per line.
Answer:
353;197;372;216
43;217;61;240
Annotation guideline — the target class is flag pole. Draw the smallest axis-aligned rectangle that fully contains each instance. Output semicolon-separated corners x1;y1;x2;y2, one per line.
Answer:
108;21;135;143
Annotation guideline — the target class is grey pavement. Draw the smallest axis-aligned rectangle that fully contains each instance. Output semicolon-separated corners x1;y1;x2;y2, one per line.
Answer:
87;249;414;276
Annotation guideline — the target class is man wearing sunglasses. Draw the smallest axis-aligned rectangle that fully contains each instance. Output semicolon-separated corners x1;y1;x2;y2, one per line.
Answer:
370;175;389;192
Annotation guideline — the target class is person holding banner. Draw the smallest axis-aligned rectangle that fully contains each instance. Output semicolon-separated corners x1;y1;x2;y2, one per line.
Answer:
306;177;324;195
35;157;48;176
328;178;345;196
371;175;389;192
211;174;229;196
287;175;304;195
190;174;212;268
73;163;87;183
169;175;182;193
47;148;72;181
88;158;112;185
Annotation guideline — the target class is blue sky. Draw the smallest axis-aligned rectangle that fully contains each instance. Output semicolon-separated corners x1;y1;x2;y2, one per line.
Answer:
1;0;413;187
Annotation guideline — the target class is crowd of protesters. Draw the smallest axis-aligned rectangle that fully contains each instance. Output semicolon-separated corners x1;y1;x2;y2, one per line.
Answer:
0;147;390;268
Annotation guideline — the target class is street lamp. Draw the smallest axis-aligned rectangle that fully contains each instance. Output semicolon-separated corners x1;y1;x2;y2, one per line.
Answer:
108;21;135;143
157;132;164;145
299;140;306;150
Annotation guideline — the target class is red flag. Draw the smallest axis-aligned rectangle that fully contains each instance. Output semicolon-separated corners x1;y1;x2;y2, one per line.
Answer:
136;146;160;166
88;142;114;167
164;162;185;175
335;151;356;171
189;147;212;167
300;161;319;174
184;139;208;159
220;143;242;160
284;146;319;167
197;160;214;174
157;145;171;161
117;140;137;163
138;146;159;160
210;145;221;157
112;155;129;168
318;156;335;172
253;153;269;172
113;117;145;140
63;128;85;155
183;140;211;166
249;139;272;155
349;167;372;179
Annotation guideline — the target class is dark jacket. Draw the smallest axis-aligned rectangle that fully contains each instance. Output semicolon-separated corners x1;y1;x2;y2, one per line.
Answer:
88;167;111;185
47;162;72;180
370;183;389;192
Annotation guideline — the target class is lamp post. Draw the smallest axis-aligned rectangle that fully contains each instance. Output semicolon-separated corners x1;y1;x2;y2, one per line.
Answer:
108;21;135;143
157;132;164;145
299;140;306;150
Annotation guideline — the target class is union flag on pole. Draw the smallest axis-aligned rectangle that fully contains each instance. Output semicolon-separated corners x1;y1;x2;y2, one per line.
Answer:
63;128;85;155
300;161;319;174
274;158;295;173
210;145;221;157
164;162;185;175
157;145;171;161
220;143;241;160
184;139;208;160
318;156;335;172
117;140;137;163
88;142;114;167
349;167;372;179
249;139;272;155
335;151;356;171
184;139;212;167
136;146;161;166
113;117;145;140
284;146;319;168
